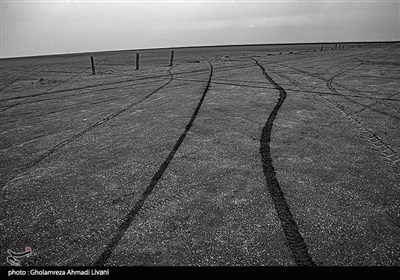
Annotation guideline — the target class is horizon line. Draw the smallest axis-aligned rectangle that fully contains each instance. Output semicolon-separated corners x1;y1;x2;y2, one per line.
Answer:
1;40;399;60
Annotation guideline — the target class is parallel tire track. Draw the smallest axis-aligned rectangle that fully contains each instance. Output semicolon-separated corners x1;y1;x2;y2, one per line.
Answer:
1;69;174;189
94;56;213;266
0;62;212;104
278;63;399;120
258;47;375;71
46;57;109;93
0;70;163;103
325;99;400;167
252;58;316;266
0;64;54;112
0;58;109;113
0;78;177;125
354;91;400;115
0;63;43;93
325;65;400;167
0;76;166;107
270;64;400;168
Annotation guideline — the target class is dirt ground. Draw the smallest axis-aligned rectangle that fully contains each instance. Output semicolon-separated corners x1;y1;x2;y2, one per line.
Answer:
1;43;399;266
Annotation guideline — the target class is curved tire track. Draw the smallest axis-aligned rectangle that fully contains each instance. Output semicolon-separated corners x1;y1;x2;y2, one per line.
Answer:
94;56;213;266
252;58;316;266
278;63;399;120
325;64;400;167
1;69;174;189
0;78;178;126
270;64;400;168
0;72;164;103
326;66;400;118
0;58;109;113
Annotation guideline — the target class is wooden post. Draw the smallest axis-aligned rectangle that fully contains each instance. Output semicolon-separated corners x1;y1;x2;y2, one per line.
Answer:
136;53;139;70
320;44;324;51
90;56;96;75
169;50;174;66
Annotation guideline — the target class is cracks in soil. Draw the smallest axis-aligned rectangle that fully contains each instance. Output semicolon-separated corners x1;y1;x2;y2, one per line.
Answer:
252;58;316;266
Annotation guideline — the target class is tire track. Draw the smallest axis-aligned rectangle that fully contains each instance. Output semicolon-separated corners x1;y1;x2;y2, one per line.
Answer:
252;58;316;266
0;74;166;104
174;75;400;103
94;56;213;266
325;98;400;167
0;96;127;126
354;91;400;115
331;76;400;115
278;63;400;120
0;58;109;112
269;64;400;168
254;47;376;69
0;63;40;93
1;69;174;189
0;63;209;103
0;61;251;108
46;57;109;92
271;68;390;96
325;62;364;95
325;70;400;167
0;64;54;113
174;77;275;90
0;80;196;129
0;78;174;125
0;76;166;106
0;63;54;93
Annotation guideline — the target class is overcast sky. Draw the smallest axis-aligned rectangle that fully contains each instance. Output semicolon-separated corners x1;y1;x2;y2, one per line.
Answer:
1;0;399;58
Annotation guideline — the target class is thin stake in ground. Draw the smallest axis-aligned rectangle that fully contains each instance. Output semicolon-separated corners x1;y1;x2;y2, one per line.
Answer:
91;56;96;75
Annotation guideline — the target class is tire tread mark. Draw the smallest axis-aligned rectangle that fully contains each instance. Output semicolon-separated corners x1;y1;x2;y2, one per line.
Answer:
0;78;175;126
325;66;400;167
279;63;399;120
252;58;316;266
93;57;213;266
0;65;53;112
0;64;46;94
326;101;400;167
273;64;399;168
0;58;109;112
1;69;174;188
354;91;400;115
46;57;110;92
0;64;208;103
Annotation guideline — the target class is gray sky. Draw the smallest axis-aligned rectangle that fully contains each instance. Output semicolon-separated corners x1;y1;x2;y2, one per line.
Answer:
1;0;399;58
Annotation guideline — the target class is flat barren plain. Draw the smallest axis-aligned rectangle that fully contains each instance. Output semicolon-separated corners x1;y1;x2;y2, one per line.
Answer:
1;43;399;266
